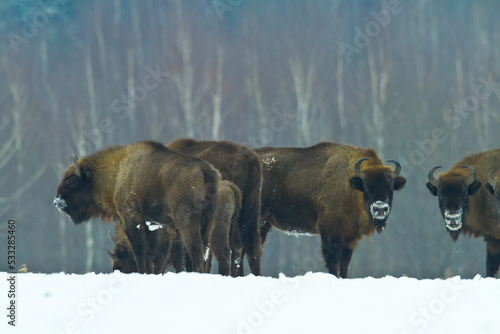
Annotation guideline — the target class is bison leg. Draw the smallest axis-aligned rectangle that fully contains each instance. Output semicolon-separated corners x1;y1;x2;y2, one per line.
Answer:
151;229;175;275
124;223;149;274
231;247;243;277
208;220;232;276
177;223;205;272
486;238;500;277
230;221;243;277
169;233;186;272
321;235;342;277
339;246;354;278
242;230;262;276
209;241;231;276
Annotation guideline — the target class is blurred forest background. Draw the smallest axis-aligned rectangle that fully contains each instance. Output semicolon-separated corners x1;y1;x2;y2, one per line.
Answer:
1;0;500;278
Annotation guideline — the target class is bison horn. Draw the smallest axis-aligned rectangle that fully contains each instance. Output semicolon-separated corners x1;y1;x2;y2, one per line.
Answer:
428;166;442;187
108;230;118;244
460;165;476;186
487;169;496;188
106;249;118;261
354;158;369;180
72;155;81;177
387;160;401;178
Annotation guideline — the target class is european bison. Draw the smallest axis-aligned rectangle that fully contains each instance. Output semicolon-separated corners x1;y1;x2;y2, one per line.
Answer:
485;169;500;216
107;180;243;276
167;138;262;276
107;223;178;274
254;142;406;277
426;148;500;277
54;141;220;273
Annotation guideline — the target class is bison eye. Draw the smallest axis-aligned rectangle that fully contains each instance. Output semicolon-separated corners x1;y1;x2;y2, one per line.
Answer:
66;176;79;188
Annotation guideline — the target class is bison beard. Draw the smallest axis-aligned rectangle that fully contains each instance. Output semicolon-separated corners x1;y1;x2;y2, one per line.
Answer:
255;142;406;278
54;141;221;274
426;148;500;277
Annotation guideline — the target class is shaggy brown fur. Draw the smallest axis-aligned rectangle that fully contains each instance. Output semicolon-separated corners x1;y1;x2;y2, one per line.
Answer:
107;223;178;274
107;180;243;276
485;168;500;216
255;142;406;277
167;138;262;276
209;180;243;275
54;141;220;273
426;148;500;277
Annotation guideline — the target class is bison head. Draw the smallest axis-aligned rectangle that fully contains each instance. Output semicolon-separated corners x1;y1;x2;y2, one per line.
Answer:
349;158;406;232
54;155;97;225
106;244;136;274
426;165;482;240
106;231;136;273
485;169;500;215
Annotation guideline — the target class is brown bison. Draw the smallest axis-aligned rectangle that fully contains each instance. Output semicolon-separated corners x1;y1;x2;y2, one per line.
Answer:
485;169;500;216
167;138;262;276
426;148;500;277
54;141;220;273
254;142;406;277
107;180;243;276
107;223;178;274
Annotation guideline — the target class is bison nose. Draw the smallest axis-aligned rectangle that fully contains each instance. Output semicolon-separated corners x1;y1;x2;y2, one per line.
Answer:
370;201;390;219
444;210;462;231
53;196;67;212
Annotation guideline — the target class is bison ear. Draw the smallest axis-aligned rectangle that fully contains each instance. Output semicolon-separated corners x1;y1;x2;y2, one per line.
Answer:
426;182;437;196
349;176;364;192
484;182;495;195
81;165;92;180
468;180;481;195
394;176;406;191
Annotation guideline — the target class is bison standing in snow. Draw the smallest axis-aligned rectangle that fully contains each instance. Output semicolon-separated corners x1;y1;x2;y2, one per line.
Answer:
107;180;243;276
254;142;406;277
167;138;263;276
54;141;220;273
426;148;500;277
107;222;179;274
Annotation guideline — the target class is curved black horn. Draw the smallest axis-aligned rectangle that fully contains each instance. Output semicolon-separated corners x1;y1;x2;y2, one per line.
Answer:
354;158;369;180
108;230;118;244
72;155;81;177
487;169;496;189
387;160;401;177
428;166;442;187
106;249;118;261
460;165;476;186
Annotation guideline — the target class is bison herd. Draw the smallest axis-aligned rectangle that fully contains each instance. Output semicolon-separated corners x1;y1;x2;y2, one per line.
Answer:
54;139;500;278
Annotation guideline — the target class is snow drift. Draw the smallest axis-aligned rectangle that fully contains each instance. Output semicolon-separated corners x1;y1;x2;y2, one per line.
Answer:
1;272;499;334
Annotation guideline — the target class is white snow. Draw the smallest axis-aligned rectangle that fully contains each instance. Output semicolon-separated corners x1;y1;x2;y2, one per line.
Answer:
204;247;210;261
2;272;499;334
284;230;315;238
145;221;162;231
53;196;67;212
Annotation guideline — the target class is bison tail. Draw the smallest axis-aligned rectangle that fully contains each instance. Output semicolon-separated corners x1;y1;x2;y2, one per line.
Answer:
239;154;263;272
201;166;221;247
230;182;243;225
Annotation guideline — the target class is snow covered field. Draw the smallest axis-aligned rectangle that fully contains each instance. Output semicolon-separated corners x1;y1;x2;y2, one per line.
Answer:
1;271;499;334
